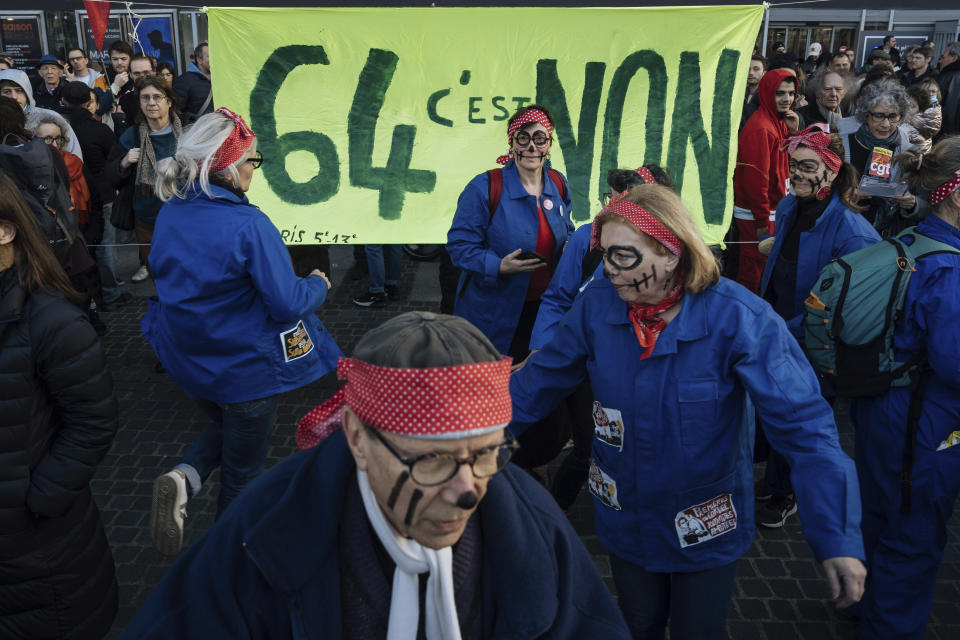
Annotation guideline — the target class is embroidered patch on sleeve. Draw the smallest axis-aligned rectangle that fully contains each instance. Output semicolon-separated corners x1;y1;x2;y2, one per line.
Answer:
588;459;621;510
675;493;737;548
592;402;624;451
281;320;314;363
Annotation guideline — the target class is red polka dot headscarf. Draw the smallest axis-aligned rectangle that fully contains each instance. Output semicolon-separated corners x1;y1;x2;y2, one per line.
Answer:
635;167;657;185
297;356;513;449
781;123;841;173
589;191;685;257
210;107;256;173
929;169;960;206
496;108;553;166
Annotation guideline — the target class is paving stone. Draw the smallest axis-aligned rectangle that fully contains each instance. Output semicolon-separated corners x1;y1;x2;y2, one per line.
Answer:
768;598;799;621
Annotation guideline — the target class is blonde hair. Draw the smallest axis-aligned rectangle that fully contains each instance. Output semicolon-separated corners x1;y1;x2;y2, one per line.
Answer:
595;184;720;293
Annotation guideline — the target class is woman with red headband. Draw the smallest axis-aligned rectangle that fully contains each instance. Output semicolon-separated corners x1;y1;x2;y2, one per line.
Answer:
754;125;880;529
447;104;573;356
510;185;867;639
446;104;573;466
142;108;342;556
850;138;960;639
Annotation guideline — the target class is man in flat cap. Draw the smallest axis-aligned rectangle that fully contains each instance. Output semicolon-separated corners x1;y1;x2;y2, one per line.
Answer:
121;311;630;639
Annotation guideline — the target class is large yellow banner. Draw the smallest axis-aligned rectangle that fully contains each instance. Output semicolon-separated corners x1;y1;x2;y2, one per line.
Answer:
208;6;763;246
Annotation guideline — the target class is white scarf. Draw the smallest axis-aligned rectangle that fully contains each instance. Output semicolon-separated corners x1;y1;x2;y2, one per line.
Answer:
356;470;462;640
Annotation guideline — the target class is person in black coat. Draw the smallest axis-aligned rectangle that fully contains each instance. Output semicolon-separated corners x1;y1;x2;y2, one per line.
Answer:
0;168;119;639
173;43;213;122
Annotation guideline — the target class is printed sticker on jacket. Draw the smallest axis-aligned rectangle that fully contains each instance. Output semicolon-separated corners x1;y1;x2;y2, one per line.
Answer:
280;320;314;363
592;402;624;451
588;459;621;511
937;430;960;451
675;494;737;548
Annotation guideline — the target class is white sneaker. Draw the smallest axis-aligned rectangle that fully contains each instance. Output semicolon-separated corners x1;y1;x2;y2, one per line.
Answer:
131;265;150;282
151;470;188;555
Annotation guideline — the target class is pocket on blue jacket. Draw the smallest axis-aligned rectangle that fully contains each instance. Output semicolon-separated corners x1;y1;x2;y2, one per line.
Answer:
678;379;720;449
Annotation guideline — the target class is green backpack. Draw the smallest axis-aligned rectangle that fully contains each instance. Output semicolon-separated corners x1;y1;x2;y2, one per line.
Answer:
804;227;960;514
804;227;960;397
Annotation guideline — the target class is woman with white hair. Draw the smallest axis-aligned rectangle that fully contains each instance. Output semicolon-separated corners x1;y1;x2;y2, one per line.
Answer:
143;107;342;556
838;78;921;237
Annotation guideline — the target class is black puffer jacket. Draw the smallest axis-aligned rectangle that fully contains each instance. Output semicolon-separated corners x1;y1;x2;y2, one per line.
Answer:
0;268;119;639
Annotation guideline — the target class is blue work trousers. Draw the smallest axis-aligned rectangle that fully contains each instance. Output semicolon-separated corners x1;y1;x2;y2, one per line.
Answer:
852;398;960;640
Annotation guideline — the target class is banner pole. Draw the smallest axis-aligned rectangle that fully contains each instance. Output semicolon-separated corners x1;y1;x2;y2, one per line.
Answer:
762;5;770;55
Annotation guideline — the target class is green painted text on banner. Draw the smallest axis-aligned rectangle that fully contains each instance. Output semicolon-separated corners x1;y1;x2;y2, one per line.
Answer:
207;6;764;245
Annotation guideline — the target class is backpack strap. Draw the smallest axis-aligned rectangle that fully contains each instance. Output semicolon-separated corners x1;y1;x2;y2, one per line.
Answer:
486;169;503;221
487;167;567;222
546;168;567;202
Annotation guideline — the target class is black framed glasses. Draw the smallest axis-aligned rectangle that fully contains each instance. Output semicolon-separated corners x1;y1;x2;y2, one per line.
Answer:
365;425;519;486
868;111;901;123
245;150;264;169
600;244;644;271
513;130;552;147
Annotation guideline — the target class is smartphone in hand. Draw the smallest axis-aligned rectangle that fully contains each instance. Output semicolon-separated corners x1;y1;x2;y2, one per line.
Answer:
517;250;547;262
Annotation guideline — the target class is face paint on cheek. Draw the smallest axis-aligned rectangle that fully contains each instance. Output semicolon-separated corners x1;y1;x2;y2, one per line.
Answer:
630;263;658;289
811;171;826;191
404;489;424;527
386;471;410;511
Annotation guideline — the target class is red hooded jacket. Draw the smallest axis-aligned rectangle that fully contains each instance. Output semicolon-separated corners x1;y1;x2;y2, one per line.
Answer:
733;68;796;228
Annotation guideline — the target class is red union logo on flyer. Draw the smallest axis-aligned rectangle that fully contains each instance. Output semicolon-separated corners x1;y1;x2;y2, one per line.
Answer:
868;147;893;179
675;493;737;548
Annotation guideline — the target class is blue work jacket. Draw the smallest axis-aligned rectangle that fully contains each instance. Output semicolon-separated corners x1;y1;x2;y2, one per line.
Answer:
529;222;601;350
510;277;864;572
447;161;573;352
760;193;880;341
118;431;631;639
854;215;960;455
142;184;341;404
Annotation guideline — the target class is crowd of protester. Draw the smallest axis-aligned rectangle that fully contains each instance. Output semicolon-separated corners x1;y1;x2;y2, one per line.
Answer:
0;32;958;640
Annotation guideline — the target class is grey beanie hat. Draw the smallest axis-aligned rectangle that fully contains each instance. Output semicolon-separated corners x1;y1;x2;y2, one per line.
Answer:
352;311;502;369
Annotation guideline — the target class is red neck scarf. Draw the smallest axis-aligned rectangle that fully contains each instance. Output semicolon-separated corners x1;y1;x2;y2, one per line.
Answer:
628;274;684;360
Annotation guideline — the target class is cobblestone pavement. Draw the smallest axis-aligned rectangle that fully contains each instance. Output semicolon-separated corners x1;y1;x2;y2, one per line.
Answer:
95;246;959;639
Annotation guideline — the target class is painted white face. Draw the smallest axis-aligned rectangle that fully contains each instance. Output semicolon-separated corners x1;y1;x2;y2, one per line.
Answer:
510;121;552;173
599;218;680;306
